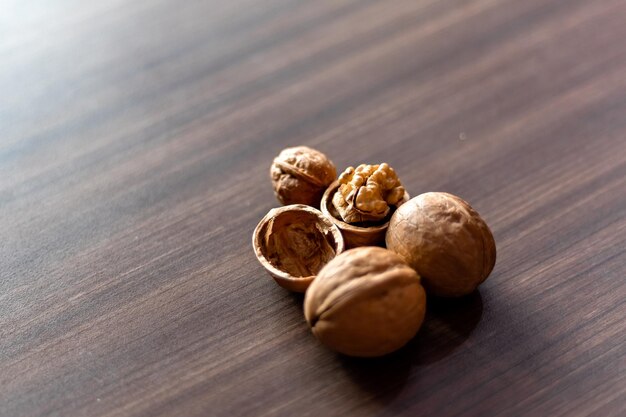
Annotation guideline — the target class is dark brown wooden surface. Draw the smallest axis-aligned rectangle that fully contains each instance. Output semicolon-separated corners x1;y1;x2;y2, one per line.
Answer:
1;1;625;416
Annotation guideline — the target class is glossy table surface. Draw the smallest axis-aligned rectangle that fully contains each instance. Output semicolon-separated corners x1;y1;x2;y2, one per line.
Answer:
1;1;625;416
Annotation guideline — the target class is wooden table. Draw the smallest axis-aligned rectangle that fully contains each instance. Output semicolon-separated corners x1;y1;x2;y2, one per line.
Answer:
2;1;625;416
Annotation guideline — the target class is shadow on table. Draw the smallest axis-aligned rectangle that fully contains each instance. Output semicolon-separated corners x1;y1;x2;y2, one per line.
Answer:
412;290;483;365
336;291;483;403
285;288;483;404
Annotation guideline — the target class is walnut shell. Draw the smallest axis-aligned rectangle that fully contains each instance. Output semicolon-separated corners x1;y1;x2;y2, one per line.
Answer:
270;146;337;207
321;180;409;248
304;247;426;357
386;192;496;297
253;204;345;292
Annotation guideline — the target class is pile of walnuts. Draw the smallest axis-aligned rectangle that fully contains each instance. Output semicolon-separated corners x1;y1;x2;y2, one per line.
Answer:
253;146;496;357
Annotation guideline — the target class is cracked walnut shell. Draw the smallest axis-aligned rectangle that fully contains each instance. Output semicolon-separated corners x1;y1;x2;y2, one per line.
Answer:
386;192;496;297
253;204;345;292
321;180;409;248
270;146;337;207
304;247;426;357
332;163;405;223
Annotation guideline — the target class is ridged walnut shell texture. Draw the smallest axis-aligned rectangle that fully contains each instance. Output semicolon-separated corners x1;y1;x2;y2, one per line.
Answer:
304;247;426;357
270;146;337;207
386;192;496;297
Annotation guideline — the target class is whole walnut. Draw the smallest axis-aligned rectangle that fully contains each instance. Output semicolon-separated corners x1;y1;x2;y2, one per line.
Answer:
270;146;337;207
386;192;496;297
332;163;405;223
304;247;426;357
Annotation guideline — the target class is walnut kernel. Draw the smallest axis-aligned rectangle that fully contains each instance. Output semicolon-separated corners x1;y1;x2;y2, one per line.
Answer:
332;163;405;223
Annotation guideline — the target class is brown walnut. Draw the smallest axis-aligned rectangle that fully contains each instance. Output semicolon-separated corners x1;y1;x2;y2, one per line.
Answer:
253;204;345;292
304;247;426;357
386;192;496;297
270;146;337;207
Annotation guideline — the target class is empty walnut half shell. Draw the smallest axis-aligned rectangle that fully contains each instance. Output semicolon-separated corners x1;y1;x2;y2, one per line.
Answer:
252;204;345;292
321;180;409;248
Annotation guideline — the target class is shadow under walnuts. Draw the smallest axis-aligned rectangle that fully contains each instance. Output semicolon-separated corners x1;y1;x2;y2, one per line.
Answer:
285;288;483;404
412;290;483;365
336;291;483;403
338;346;413;404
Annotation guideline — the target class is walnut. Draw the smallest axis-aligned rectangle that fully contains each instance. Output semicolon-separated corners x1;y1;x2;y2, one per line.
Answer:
386;192;496;297
253;204;345;292
304;247;426;357
332;163;405;223
270;146;337;207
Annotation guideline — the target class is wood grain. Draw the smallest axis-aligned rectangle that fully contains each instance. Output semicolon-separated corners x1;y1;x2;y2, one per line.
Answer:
1;0;625;416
